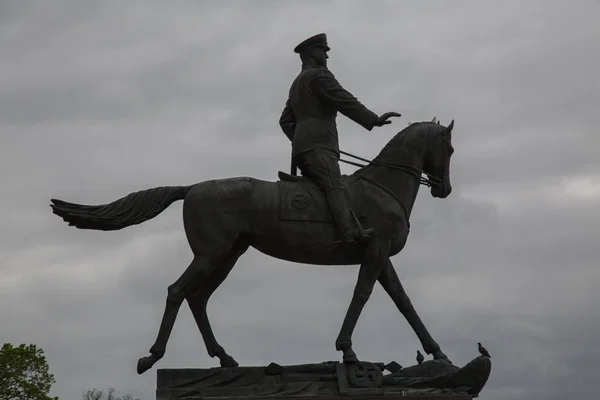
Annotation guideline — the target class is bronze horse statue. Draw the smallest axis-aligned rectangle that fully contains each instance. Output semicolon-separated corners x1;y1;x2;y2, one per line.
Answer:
50;119;455;374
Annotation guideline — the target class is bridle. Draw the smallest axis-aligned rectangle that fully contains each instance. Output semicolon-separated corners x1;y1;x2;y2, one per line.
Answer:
338;143;447;231
339;150;445;188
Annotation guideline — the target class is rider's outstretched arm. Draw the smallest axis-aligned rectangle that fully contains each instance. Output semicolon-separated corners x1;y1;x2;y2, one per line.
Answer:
314;69;379;131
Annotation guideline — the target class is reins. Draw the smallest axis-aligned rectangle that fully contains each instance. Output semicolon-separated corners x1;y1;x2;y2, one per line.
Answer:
339;150;443;188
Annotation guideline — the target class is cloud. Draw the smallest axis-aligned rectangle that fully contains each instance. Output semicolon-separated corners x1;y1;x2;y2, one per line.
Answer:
1;1;599;400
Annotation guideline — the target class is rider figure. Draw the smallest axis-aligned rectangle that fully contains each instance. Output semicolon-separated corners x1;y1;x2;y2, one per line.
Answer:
279;33;400;243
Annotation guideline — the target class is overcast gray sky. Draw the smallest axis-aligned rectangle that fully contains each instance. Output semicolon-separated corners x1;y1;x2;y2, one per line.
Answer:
1;1;599;399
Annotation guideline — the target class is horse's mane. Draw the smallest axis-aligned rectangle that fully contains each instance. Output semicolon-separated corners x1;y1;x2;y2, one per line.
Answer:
374;121;442;162
348;121;446;177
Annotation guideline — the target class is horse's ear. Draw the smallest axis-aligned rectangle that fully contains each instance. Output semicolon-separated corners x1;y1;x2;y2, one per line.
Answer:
446;120;454;135
431;116;437;123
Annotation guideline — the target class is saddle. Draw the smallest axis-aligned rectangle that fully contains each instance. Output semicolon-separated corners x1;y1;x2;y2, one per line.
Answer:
278;171;305;183
277;171;366;223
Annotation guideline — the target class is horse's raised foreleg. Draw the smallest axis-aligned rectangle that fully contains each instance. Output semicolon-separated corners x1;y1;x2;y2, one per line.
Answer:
137;256;211;374
335;239;390;363
186;242;249;368
378;259;451;363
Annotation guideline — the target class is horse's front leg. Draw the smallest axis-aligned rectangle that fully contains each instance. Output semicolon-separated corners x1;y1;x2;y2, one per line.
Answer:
378;258;451;363
335;240;389;363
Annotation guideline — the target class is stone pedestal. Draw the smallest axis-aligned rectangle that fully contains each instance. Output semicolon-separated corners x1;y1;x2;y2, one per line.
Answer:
156;357;490;399
158;395;470;400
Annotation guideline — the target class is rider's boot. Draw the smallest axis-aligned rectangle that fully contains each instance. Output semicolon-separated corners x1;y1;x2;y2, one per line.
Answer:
327;189;374;243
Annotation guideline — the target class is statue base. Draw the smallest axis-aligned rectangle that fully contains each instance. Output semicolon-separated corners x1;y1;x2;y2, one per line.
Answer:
156;357;490;399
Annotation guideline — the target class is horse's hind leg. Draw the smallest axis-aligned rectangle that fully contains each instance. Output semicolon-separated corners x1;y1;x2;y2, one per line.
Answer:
186;240;249;368
137;256;212;375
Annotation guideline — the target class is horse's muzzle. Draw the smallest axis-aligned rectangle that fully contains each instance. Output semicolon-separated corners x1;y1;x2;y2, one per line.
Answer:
431;183;452;199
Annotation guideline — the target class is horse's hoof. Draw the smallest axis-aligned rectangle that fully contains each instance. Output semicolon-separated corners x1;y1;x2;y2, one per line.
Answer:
137;356;155;375
342;350;359;364
219;354;239;368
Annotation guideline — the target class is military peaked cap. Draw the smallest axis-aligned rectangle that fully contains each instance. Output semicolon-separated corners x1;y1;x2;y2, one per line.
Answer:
294;33;330;53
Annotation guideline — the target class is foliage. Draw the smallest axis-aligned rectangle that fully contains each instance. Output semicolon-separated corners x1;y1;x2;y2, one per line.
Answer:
82;388;139;400
0;343;58;400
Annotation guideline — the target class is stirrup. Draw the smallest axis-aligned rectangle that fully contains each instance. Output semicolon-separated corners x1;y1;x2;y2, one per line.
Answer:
332;209;373;244
349;209;373;240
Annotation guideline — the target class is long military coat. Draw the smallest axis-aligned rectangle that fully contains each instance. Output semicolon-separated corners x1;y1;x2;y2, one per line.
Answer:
279;66;379;159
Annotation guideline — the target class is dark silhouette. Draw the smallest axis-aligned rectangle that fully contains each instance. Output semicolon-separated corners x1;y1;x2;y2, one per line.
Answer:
279;33;401;243
416;350;424;365
46;31;499;398
478;342;491;358
51;119;454;374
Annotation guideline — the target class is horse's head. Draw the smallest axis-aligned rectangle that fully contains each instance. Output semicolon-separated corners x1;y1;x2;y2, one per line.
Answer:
373;119;455;199
423;120;454;199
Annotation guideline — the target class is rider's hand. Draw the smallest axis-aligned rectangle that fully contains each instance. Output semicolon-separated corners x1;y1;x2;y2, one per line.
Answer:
375;112;401;127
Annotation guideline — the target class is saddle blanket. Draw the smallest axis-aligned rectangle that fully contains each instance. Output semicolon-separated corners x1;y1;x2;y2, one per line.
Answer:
277;174;366;223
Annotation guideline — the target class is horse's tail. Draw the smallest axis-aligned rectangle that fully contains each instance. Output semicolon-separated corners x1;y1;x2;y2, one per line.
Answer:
50;185;194;231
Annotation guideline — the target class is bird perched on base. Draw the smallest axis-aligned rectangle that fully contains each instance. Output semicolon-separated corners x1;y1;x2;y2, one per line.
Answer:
478;342;491;358
416;350;424;364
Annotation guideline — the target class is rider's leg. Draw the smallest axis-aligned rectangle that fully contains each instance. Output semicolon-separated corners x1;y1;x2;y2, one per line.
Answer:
296;149;373;242
326;189;371;242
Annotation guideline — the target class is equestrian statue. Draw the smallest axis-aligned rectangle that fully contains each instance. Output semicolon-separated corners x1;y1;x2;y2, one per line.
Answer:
50;33;457;377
